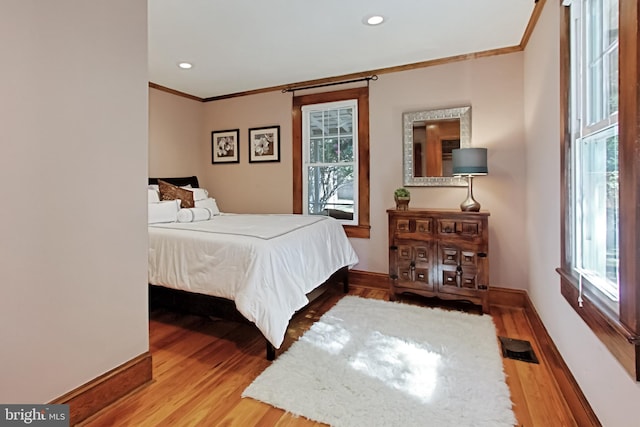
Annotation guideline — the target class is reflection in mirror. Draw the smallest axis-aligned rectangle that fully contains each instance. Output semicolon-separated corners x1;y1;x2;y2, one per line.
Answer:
403;106;471;187
412;119;460;177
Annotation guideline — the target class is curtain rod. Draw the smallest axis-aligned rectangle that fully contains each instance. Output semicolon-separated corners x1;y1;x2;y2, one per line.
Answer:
282;75;378;93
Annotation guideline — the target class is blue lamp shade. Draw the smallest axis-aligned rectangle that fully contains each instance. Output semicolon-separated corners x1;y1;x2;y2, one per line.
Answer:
452;148;488;176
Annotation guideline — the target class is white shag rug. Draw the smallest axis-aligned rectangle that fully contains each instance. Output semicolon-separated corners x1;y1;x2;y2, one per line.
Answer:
242;296;516;427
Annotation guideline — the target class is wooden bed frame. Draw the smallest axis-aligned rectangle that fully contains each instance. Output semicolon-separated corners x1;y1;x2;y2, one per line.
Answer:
148;176;349;360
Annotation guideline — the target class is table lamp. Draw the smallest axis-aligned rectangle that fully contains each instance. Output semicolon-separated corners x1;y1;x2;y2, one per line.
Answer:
452;147;488;212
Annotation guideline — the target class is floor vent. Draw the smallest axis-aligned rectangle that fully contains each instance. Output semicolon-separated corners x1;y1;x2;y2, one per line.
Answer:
498;336;539;364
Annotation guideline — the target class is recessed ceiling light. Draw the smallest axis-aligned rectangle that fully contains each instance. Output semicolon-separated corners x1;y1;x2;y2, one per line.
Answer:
177;62;193;69
363;15;385;26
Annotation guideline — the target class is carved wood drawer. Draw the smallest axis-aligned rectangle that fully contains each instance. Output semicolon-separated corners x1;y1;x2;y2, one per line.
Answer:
415;220;431;234
437;219;482;236
395;218;432;235
442;271;477;289
461;251;477;266
398;245;412;260
415;246;429;261
396;219;410;232
442;248;459;265
439;220;457;234
398;265;430;284
397;245;430;265
460;221;480;235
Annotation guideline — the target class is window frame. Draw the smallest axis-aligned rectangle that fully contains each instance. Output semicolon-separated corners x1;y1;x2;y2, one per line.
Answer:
559;0;640;380
293;87;371;238
301;99;359;226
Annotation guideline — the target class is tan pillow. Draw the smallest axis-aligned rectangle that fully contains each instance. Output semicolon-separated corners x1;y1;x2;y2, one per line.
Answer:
157;179;195;208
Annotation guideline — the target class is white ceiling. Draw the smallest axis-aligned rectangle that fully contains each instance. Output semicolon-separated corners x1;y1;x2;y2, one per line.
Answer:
148;0;536;99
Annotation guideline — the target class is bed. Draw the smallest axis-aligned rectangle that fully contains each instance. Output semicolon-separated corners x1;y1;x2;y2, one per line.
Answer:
147;176;359;359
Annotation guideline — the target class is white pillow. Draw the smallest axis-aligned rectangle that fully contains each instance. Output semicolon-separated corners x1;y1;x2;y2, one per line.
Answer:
148;200;180;224
185;187;209;201
194;197;220;216
148;188;160;203
177;207;212;223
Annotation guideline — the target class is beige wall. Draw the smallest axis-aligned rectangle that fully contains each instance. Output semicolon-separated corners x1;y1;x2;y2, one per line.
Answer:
201;92;294;214
524;2;640;426
149;88;206;179
149;53;528;288
0;1;149;402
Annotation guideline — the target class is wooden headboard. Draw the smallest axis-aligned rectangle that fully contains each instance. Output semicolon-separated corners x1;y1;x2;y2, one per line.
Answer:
149;176;199;188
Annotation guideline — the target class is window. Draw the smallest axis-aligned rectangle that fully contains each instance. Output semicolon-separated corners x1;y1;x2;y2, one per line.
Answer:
293;87;370;238
302;100;358;225
560;0;640;380
572;128;619;306
567;0;620;312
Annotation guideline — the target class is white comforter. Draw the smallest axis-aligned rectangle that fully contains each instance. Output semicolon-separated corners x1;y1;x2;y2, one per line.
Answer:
148;214;359;348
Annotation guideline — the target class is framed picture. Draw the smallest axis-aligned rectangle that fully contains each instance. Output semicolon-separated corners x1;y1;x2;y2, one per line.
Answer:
211;129;240;164
248;125;280;163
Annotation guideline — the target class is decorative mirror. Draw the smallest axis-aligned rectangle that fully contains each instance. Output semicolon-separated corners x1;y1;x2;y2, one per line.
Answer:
403;106;471;186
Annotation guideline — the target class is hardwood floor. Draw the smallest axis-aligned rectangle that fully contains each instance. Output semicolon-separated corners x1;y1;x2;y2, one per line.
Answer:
80;286;594;426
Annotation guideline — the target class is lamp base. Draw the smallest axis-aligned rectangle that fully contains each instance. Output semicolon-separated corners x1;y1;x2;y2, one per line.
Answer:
460;198;481;212
460;176;481;212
